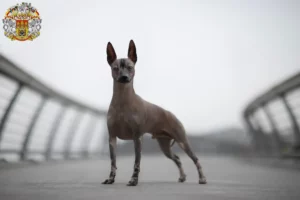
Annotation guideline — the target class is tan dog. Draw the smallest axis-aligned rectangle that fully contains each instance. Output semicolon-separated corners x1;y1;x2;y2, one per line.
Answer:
102;40;207;186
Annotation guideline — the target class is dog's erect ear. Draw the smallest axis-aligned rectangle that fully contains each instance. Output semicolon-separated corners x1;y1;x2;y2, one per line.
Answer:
107;42;117;65
128;40;137;63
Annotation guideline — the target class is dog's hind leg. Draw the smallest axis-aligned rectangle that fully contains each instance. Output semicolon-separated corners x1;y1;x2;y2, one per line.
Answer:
157;137;186;182
176;137;207;184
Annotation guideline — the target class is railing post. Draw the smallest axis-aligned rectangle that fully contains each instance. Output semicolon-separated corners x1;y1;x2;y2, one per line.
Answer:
250;115;271;155
20;96;47;160
262;103;284;153
80;116;98;158
281;94;300;148
44;105;67;160
244;114;258;151
245;115;262;152
63;110;84;159
0;84;23;147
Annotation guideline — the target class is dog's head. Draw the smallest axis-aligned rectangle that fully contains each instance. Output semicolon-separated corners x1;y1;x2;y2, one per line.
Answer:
106;40;137;84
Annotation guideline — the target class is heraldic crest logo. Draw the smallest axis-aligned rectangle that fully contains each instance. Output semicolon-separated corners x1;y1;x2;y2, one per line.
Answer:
2;2;42;41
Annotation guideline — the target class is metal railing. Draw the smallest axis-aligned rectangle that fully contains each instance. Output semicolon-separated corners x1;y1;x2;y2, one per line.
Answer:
243;71;300;157
0;53;107;162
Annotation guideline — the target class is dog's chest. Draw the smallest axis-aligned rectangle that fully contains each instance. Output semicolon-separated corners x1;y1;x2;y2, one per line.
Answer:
107;106;144;137
110;111;141;125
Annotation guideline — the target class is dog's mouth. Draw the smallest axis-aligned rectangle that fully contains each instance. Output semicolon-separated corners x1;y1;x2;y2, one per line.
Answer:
117;79;130;83
117;76;130;83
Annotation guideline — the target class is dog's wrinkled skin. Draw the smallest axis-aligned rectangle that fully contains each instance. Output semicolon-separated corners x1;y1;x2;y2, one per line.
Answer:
102;40;207;186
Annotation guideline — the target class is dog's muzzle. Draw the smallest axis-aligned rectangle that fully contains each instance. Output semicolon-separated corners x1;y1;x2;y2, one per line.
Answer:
118;76;130;83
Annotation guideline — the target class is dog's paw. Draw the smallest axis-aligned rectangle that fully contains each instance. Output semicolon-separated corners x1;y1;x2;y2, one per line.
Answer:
199;177;207;184
178;175;186;183
127;178;138;186
102;179;115;184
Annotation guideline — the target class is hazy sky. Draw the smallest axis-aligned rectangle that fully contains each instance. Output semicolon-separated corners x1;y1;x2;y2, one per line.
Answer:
0;0;299;133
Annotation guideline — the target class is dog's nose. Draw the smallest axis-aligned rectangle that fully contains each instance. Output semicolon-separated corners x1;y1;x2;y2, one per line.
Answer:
119;76;129;83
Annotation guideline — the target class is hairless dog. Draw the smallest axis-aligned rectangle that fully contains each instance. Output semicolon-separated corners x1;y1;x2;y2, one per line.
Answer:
102;40;207;186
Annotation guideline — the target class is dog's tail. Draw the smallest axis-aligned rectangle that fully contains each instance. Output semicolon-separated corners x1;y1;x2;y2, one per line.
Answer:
170;139;176;147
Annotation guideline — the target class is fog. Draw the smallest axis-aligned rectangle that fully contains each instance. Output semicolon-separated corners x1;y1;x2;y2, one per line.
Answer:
1;0;299;133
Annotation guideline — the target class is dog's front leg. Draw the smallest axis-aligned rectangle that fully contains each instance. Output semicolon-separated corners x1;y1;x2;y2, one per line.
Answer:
127;136;142;186
102;136;117;184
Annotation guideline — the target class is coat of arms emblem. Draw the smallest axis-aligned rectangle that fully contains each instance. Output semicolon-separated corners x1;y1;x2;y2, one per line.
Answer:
2;2;42;41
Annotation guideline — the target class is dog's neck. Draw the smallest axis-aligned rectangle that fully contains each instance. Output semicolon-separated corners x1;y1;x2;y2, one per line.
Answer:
112;80;136;103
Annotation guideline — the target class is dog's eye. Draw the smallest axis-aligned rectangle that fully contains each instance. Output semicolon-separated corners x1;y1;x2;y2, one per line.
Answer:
127;67;133;71
113;67;119;71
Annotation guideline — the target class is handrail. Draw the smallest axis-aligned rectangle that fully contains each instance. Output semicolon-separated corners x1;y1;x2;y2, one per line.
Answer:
0;53;107;162
244;72;300;116
242;71;300;157
0;54;106;116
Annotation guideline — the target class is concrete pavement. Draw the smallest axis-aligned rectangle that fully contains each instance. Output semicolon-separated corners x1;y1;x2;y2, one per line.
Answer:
0;154;300;200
